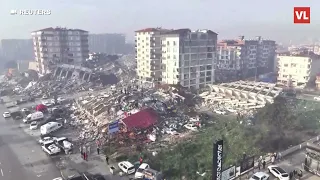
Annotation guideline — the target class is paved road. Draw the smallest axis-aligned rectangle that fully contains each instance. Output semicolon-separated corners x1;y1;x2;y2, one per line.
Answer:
0;105;62;180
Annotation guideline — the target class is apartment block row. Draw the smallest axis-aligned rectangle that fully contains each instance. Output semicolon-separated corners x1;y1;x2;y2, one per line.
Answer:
135;28;277;89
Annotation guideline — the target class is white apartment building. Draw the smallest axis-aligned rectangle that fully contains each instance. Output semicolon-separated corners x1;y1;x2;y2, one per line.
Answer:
216;37;276;81
31;27;89;74
135;28;217;89
277;55;320;87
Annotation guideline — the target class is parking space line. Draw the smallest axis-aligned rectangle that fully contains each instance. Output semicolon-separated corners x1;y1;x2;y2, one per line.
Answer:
1;168;4;176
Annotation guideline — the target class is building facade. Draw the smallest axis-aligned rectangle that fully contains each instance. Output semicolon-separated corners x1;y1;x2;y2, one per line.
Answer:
277;55;320;88
88;33;126;54
31;27;89;74
216;36;276;81
135;28;217;89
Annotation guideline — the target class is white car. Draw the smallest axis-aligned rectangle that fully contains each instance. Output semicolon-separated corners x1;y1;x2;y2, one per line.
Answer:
41;140;61;155
314;96;320;101
57;97;65;102
250;172;270;180
21;108;29;112
184;123;198;131
135;163;150;179
268;165;289;180
30;121;38;130
39;136;57;144
42;101;53;107
118;161;135;174
214;109;227;115
164;128;178;135
42;95;48;99
3;112;11;118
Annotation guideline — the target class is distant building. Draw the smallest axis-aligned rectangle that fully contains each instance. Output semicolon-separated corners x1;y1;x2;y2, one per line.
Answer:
216;36;276;82
88;33;126;54
31;27;89;75
0;39;34;61
277;53;320;88
135;28;217;89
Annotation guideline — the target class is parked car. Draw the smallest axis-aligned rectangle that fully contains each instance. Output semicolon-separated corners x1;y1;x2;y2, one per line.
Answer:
30;121;38;130
184;123;198;131
3;112;11;118
214;109;227;115
135;163;150;179
118;161;135;174
268;165;289;180
250;172;270;180
54;137;73;154
21;108;29;112
314;96;320;101
41;140;61;155
39;136;57;144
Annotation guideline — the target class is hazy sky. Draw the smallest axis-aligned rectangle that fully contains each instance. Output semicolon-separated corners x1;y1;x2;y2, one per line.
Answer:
1;0;319;43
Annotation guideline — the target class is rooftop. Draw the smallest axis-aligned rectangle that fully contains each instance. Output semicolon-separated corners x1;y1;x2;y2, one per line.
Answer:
135;28;217;35
32;27;88;32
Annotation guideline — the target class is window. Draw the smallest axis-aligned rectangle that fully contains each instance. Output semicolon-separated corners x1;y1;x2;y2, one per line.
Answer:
173;55;176;59
167;41;170;46
173;41;176;46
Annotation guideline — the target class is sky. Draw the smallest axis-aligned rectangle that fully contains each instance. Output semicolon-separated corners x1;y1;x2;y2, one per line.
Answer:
1;0;320;44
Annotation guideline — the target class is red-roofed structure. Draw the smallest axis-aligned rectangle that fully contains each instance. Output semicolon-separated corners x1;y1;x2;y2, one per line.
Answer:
121;108;159;131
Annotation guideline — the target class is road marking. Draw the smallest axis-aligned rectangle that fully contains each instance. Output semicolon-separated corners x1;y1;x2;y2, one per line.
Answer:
1;168;3;176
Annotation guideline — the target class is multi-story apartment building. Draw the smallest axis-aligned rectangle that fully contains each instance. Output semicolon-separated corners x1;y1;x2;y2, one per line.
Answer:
216;36;276;81
135;28;217;89
31;27;89;74
277;53;320;88
88;33;126;54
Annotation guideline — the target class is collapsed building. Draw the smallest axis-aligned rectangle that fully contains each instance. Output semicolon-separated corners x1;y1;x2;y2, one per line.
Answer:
200;81;283;112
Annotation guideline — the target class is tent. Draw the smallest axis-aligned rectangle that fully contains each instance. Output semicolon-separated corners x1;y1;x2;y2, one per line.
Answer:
36;104;47;112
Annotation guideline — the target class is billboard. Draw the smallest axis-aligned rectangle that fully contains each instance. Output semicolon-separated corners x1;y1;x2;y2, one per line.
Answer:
108;120;119;134
240;156;255;173
212;140;223;180
222;166;236;180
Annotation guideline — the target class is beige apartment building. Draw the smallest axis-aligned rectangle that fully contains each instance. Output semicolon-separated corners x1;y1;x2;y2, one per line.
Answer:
31;27;89;75
277;55;320;88
135;28;217;89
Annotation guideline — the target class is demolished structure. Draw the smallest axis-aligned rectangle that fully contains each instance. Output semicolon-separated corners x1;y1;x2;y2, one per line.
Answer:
200;81;283;112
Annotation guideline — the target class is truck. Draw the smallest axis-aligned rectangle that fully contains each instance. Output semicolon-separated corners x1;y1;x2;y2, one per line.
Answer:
23;111;44;123
54;137;73;154
41;140;61;155
9;107;23;120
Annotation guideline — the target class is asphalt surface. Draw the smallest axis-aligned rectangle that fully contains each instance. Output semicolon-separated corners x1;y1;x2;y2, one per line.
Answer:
0;104;62;180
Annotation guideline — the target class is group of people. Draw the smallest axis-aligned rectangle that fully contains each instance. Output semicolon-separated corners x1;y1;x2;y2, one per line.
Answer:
257;156;267;170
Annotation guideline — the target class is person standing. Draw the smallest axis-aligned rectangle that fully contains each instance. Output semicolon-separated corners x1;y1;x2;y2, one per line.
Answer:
80;146;83;159
97;147;100;155
258;161;261;170
106;156;109;165
262;160;266;169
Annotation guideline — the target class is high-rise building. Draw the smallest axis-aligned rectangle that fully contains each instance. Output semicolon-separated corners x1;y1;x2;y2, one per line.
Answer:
0;39;34;61
88;34;126;54
31;27;89;74
135;28;217;89
216;36;276;81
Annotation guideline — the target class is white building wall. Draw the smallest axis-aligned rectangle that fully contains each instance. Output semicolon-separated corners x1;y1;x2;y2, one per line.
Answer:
161;36;180;84
277;55;320;87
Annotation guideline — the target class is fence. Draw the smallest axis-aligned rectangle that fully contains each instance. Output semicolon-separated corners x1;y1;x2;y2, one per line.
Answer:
231;135;320;180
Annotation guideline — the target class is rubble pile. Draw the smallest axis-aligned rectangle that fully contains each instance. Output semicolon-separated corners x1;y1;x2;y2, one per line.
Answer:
71;83;205;150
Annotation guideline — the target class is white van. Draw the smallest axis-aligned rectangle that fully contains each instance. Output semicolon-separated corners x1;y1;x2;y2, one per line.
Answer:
23;111;44;123
40;122;63;135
